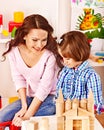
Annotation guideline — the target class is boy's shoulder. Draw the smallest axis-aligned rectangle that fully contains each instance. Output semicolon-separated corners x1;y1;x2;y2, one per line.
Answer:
81;65;100;79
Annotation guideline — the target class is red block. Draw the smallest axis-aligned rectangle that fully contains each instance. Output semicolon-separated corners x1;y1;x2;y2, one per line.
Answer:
8;21;22;32
0;121;21;130
0;121;11;130
0;96;1;109
0;15;3;25
10;124;21;130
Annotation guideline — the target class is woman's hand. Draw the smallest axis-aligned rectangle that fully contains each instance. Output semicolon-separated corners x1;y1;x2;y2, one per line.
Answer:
12;106;27;126
15;106;27;117
12;116;23;126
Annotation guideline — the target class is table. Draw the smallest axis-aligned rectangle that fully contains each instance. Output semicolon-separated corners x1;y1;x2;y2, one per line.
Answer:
21;116;104;130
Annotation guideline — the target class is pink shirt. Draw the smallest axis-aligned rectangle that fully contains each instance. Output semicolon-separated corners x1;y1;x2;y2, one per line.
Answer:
8;47;59;101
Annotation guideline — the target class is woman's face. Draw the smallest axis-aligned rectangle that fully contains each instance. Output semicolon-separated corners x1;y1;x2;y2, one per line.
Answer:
24;29;48;53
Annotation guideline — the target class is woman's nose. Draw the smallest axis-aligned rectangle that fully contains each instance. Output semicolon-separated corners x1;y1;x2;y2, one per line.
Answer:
37;41;42;47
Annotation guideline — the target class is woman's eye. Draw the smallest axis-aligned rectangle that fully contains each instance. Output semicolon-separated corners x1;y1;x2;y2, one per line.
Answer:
42;39;47;42
32;39;37;42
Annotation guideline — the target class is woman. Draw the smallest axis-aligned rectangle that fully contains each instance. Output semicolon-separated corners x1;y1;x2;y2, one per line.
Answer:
0;14;63;126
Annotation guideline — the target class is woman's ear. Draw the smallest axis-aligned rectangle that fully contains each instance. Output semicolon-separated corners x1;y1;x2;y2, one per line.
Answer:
23;37;26;40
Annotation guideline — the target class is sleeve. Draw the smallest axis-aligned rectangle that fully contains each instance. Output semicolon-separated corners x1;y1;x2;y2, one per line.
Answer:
87;72;103;114
55;68;66;99
8;51;27;91
35;54;59;101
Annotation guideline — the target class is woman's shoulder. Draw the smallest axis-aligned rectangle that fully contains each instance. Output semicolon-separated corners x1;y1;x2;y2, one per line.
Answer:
8;46;18;54
7;47;19;59
39;50;57;67
44;49;54;55
43;49;56;60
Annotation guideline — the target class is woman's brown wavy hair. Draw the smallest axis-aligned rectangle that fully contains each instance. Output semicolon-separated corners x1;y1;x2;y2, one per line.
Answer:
2;14;63;68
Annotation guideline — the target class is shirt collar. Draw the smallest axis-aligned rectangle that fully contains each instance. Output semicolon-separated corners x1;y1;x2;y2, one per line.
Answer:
75;60;89;72
64;60;89;73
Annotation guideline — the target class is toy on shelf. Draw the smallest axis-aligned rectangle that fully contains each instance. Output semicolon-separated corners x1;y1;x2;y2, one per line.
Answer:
8;21;22;33
11;27;17;38
0;96;19;109
0;14;3;33
8;11;24;34
95;52;104;63
14;12;24;23
9;96;19;104
89;53;104;63
2;30;9;37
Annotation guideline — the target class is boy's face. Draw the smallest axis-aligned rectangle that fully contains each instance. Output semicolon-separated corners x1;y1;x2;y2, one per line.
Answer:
62;57;82;69
58;49;82;69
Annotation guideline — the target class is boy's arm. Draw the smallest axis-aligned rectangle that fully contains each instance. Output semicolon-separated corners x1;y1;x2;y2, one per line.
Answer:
87;73;103;114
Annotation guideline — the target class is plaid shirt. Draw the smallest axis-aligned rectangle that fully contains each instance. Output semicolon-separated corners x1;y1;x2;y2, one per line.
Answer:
56;60;103;114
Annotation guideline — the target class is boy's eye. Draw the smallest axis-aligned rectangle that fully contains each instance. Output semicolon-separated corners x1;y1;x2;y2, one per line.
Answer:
64;58;70;61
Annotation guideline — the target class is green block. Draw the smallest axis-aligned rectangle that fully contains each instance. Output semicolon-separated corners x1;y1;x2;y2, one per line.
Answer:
11;27;17;38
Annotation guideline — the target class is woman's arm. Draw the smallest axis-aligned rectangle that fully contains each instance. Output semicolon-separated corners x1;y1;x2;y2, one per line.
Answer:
35;54;58;101
12;88;28;126
17;88;27;116
23;96;42;119
12;96;42;126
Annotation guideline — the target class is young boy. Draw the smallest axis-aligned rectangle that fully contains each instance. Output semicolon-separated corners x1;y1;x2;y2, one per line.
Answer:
56;31;103;114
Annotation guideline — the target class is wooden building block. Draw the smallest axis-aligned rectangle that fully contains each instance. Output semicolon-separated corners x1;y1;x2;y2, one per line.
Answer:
63;108;77;116
26;120;38;130
39;117;49;130
65;116;90;130
56;89;65;116
57;116;64;130
89;117;95;130
78;108;94;117
87;89;94;113
30;116;64;130
65;98;72;111
73;120;81;129
82;118;90;130
66;118;73;130
56;101;65;117
72;98;79;109
58;89;64;102
79;99;87;109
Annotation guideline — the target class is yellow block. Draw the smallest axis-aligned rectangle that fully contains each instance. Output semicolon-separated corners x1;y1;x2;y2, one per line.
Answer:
97;59;103;63
9;96;19;104
14;11;24;23
2;30;9;36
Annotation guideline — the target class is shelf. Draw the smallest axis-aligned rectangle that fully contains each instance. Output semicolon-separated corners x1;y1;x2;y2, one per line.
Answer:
0;33;11;43
89;59;104;67
89;51;104;67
